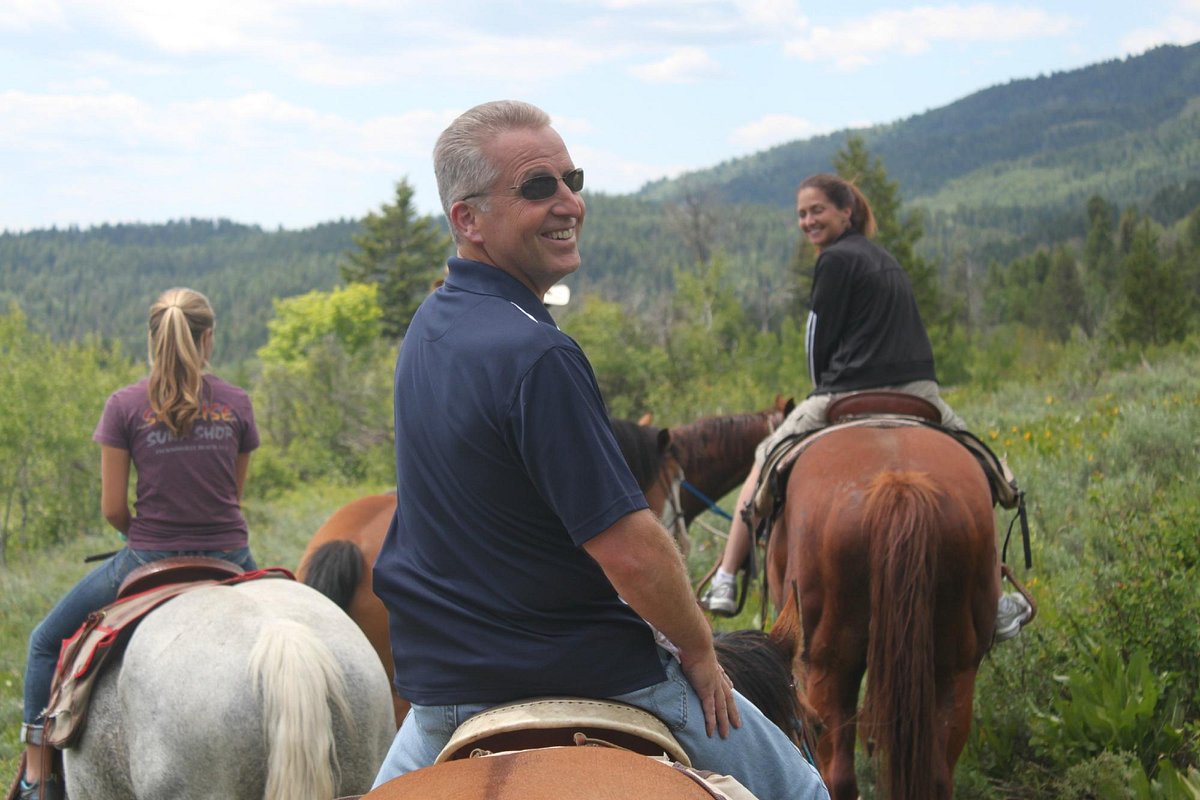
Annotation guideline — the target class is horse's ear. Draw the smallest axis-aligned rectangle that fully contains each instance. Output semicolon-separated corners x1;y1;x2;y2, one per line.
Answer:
656;428;671;452
638;412;653;426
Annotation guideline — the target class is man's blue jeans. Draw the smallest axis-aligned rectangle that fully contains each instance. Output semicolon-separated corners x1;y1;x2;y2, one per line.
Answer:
22;545;257;726
372;647;829;799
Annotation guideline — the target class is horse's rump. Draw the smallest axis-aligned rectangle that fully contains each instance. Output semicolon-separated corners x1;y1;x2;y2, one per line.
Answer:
64;580;395;800
364;747;751;800
769;425;998;800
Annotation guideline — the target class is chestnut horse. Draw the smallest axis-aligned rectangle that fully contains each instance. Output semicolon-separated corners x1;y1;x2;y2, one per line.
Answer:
766;425;998;800
297;417;683;725
357;747;741;800
667;395;791;525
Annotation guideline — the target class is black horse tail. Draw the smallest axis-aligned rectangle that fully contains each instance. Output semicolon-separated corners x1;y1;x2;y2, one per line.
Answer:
299;540;363;611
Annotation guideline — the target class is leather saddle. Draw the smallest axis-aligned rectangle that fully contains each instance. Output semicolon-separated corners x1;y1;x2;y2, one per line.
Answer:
435;697;691;765
43;559;292;749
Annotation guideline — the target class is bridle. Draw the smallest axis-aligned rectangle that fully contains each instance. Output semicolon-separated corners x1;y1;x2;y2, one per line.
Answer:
656;449;689;556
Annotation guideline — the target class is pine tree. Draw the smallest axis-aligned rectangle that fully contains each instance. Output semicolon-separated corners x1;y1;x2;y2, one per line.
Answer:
1042;245;1090;340
1115;218;1189;345
833;136;944;325
1084;195;1118;290
340;180;452;340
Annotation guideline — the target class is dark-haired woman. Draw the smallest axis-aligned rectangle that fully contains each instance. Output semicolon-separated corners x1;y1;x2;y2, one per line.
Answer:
16;288;260;800
701;174;1030;640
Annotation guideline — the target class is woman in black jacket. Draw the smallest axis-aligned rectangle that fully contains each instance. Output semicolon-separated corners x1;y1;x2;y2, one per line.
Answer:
701;174;1030;640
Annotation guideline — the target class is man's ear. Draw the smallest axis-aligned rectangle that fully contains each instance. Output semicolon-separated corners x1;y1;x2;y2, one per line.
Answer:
450;201;484;245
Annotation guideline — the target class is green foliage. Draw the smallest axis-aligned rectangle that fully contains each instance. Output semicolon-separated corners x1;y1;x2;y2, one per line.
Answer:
559;297;665;419
0;304;138;562
339;180;452;340
1029;644;1186;775
254;284;394;487
956;351;1200;798
257;283;383;367
254;336;395;488
0;219;356;363
1115;217;1192;346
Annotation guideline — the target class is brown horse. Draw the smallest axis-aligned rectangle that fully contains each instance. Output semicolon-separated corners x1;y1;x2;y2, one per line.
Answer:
667;395;791;525
766;424;999;800
356;746;738;799
297;417;683;725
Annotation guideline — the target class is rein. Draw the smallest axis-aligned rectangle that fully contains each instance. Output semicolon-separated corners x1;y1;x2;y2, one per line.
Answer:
680;481;733;522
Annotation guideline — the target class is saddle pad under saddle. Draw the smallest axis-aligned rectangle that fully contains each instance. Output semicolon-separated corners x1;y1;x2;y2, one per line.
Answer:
43;566;294;748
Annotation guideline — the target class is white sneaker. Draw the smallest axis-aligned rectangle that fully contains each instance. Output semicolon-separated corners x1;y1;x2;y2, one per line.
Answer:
700;580;737;617
995;592;1032;642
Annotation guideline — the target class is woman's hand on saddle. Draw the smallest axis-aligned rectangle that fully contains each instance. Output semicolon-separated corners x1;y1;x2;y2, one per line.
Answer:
678;648;742;739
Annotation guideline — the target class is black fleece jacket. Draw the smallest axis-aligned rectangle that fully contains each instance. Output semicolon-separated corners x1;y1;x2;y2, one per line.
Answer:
805;230;937;395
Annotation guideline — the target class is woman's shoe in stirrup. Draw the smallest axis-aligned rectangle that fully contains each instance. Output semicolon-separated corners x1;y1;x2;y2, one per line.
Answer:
995;592;1032;642
700;581;737;617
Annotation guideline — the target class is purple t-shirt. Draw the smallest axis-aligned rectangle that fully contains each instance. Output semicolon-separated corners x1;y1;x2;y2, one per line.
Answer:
92;375;259;550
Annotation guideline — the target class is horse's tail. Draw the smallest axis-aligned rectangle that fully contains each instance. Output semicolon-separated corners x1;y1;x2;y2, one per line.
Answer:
249;619;352;800
300;540;364;611
862;470;941;800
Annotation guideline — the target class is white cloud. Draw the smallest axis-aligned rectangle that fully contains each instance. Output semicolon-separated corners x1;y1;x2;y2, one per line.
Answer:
0;0;63;30
629;47;721;83
730;113;826;150
569;144;687;195
784;4;1076;70
1119;0;1200;54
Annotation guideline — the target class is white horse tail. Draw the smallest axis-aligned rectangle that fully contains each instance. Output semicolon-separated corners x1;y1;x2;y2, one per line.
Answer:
248;618;353;800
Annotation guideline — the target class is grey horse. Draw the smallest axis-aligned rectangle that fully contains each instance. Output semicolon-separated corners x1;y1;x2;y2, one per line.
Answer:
64;578;395;799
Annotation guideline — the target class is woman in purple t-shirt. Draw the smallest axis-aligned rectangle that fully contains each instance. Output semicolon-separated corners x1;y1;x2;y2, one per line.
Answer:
16;287;259;800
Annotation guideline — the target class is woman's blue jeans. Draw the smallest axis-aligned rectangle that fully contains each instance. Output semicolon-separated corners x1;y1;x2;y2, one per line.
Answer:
22;545;257;726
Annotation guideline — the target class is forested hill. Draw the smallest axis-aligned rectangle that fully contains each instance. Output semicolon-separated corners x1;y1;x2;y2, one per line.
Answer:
3;42;1199;362
0;219;361;364
639;42;1200;259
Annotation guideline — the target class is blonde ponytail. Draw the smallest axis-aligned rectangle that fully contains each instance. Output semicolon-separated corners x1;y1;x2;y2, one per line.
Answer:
146;288;214;437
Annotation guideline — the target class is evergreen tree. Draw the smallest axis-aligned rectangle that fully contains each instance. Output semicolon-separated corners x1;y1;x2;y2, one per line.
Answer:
1084;195;1118;289
1115;218;1190;346
340;180;452;340
1042;245;1090;340
833;136;944;325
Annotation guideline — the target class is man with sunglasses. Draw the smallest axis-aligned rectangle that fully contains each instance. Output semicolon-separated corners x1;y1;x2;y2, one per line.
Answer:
371;100;827;799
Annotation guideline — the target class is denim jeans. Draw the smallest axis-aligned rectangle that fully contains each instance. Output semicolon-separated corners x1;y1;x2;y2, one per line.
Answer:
22;545;257;725
372;647;828;799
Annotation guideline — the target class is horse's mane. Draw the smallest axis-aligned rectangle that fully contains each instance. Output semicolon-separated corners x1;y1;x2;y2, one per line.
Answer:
668;411;774;469
608;417;664;492
714;629;802;747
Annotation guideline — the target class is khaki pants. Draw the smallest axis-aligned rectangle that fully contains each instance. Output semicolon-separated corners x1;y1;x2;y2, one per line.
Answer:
754;380;966;465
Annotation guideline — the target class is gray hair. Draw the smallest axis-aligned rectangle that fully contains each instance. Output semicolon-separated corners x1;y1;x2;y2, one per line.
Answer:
433;100;551;240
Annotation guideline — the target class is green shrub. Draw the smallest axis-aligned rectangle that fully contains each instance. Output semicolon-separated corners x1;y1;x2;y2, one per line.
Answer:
1030;642;1187;781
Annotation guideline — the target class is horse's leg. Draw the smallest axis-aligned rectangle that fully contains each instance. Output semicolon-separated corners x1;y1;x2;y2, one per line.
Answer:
805;656;864;800
937;667;979;799
63;666;136;800
803;581;867;800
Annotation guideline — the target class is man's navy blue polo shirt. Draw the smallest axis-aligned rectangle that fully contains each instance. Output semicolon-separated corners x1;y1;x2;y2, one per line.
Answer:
374;257;666;706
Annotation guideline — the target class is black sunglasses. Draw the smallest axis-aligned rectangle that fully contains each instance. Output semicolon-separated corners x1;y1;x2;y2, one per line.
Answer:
462;168;584;203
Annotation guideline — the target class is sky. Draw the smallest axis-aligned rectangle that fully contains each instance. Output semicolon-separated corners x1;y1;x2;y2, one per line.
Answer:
2;1;1199;233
